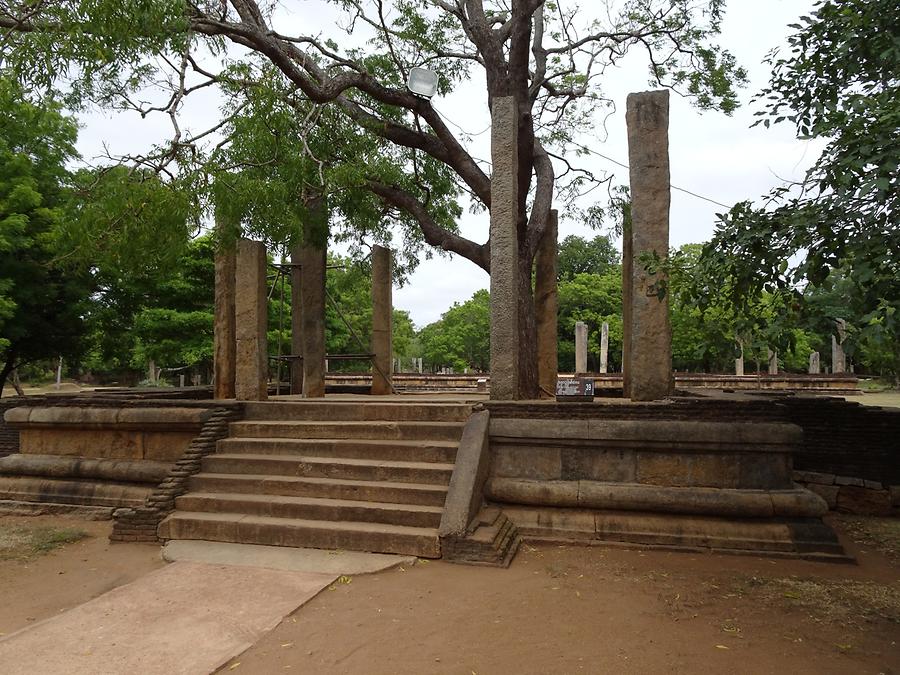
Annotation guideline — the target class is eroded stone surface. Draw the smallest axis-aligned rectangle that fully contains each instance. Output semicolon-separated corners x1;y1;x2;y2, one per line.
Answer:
625;90;673;401
489;96;519;400
371;245;393;395
234;239;268;401
213;246;236;399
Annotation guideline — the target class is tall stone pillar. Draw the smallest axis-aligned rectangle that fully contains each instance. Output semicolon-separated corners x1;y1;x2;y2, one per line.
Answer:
575;321;588;374
234;239;268;401
832;319;847;374
599;322;609;374
735;358;744;376
289;247;304;395
624;90;673;401
489;96;520;400
371;245;393;395
621;219;633;392
535;209;559;397
299;242;326;397
213;245;236;399
767;349;778;375
809;351;820;374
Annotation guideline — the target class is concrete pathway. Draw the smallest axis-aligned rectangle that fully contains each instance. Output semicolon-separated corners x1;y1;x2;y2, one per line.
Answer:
163;539;416;574
0;561;331;675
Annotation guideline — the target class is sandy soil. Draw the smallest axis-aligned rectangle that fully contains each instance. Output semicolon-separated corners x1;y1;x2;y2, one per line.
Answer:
220;520;900;675
0;516;163;636
856;390;900;409
1;515;898;674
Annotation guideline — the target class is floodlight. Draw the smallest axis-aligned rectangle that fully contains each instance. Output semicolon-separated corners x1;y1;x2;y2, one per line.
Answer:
407;67;438;99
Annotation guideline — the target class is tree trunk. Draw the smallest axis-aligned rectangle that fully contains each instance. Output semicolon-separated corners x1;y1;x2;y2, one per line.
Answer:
517;248;539;399
0;350;16;399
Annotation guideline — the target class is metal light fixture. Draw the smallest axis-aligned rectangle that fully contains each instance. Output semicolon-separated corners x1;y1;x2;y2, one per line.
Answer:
406;67;438;99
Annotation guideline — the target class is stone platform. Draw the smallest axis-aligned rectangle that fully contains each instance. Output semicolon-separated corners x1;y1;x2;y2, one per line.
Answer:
0;405;213;517
481;398;847;560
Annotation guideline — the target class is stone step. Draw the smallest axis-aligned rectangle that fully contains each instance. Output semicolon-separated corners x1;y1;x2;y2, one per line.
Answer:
176;492;443;528
202;454;454;485
216;437;458;463
0;476;151;509
243;401;473;423
158;511;440;557
229;420;463;442
189;473;449;507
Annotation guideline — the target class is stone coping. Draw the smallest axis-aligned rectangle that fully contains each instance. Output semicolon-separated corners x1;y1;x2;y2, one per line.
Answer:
487;478;827;519
489;418;801;450
0;455;171;483
4;406;214;430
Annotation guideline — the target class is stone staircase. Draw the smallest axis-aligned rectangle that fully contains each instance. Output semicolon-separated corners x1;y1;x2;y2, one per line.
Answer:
159;401;474;557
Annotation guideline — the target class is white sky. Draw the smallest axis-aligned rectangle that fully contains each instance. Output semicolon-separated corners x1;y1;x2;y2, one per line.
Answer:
75;0;821;328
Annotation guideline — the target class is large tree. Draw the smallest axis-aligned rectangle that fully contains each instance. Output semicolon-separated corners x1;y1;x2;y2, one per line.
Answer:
0;78;94;395
1;0;745;396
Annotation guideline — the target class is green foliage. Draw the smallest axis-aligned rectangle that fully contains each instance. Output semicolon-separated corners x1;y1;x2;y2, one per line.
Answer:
701;0;900;378
557;234;618;281
419;289;490;372
0;78;93;390
63;166;197;274
557;269;622;372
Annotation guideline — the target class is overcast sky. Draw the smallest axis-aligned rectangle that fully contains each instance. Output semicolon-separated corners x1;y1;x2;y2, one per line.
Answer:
75;0;820;328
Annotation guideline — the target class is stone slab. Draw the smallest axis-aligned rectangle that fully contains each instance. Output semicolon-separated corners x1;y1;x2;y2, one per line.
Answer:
806;483;839;509
792;470;835;485
162;540;415;575
0;561;332;675
625;90;673;401
488;95;520;400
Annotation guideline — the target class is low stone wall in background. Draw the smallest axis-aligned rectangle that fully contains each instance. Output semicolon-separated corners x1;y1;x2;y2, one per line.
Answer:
793;470;899;516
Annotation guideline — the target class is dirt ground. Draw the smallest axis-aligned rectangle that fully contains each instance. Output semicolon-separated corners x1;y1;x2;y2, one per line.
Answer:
1;516;898;674
0;516;163;636
218;517;899;675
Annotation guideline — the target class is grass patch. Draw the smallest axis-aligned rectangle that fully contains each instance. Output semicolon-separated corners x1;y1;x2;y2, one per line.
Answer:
737;575;900;626
838;516;900;562
0;524;89;561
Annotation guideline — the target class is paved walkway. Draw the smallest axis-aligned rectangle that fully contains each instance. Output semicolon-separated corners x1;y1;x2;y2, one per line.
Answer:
0;561;332;675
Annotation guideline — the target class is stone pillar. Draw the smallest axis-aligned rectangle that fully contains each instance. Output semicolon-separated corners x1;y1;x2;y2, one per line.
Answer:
809;351;820;374
767;349;778;375
234;239;268;401
298;242;326;398
371;245;393;395
214;235;237;399
575;321;588;374
489;96;520;400
624;90;673;401
535;209;558;397
289;247;304;395
599;322;609;374
735;358;744;376
621;219;633;391
832;319;847;374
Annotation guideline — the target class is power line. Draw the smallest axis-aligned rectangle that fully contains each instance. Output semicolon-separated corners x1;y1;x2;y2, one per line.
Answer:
426;105;733;210
572;142;732;209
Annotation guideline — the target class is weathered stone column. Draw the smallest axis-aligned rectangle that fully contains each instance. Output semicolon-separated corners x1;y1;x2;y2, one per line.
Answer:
621;218;633;392
575;321;588;374
735;339;745;376
234;239;268;401
625;90;673;401
535;209;558;397
489;96;520;400
371;245;393;395
832;319;847;373
767;349;778;375
599;322;609;374
809;351;821;374
289;247;304;395
298;242;326;398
